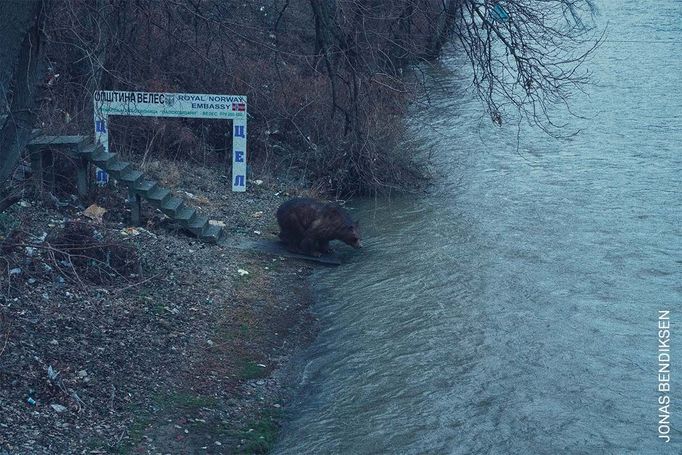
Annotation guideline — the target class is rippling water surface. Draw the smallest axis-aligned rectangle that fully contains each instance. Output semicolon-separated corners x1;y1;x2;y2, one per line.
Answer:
274;1;681;453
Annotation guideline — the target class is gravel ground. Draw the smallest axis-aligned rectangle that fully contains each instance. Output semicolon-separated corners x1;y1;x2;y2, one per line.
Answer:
0;159;321;454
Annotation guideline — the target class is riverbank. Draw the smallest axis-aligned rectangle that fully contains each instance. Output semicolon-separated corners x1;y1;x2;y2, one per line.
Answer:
0;159;323;454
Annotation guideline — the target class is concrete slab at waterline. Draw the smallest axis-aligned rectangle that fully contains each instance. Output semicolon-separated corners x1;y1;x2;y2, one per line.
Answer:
224;238;342;266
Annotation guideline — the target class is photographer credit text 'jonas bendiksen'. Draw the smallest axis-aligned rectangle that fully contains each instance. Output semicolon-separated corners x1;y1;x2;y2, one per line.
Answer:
658;310;671;443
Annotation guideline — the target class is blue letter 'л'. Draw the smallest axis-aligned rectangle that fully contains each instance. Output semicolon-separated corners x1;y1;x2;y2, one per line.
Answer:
96;169;108;182
234;175;245;187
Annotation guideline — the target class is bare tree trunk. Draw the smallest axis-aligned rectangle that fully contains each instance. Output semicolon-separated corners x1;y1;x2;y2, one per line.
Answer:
0;193;21;213
83;0;111;102
310;0;347;126
0;2;38;110
0;0;47;187
427;0;460;59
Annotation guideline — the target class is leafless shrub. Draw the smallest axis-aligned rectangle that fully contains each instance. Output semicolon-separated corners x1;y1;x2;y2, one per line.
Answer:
0;310;9;360
453;0;601;133
47;221;141;286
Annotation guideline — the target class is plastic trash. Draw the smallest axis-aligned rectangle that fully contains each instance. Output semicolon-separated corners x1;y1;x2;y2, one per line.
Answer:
50;404;67;413
83;203;107;223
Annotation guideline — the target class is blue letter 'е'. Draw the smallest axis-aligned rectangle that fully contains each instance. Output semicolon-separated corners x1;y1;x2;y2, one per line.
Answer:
235;151;244;162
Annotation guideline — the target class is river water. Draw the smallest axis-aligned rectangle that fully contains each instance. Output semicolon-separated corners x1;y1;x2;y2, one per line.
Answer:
274;1;681;454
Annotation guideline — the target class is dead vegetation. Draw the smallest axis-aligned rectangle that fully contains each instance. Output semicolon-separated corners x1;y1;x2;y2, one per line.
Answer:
0;161;318;454
37;0;462;197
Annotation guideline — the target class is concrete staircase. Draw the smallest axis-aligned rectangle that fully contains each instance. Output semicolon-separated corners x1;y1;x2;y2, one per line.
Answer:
27;135;223;243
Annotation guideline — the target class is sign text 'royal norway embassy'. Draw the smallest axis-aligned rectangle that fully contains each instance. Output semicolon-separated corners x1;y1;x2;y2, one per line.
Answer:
93;90;247;119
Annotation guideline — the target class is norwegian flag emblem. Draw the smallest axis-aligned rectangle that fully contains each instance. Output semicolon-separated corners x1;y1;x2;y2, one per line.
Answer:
231;102;246;112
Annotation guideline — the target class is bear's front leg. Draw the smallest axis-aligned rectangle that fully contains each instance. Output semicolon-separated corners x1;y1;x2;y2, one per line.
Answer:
300;235;322;257
318;240;334;255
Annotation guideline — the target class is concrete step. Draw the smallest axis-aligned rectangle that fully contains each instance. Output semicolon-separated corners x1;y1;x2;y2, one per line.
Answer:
119;169;144;185
175;207;197;225
187;215;209;236
160;196;184;217
75;143;103;159
146;187;171;206
92;151;117;168
28;135;87;150
133;179;157;196
200;224;222;243
106;160;131;177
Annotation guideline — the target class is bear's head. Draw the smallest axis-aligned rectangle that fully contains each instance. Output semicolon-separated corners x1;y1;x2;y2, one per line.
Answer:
340;222;362;249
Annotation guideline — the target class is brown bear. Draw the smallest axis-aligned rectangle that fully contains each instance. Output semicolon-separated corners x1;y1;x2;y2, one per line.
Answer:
276;197;362;257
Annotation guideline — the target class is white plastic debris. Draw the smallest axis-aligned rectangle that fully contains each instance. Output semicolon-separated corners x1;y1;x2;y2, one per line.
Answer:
120;227;140;236
47;365;60;381
83;203;106;223
237;269;249;276
50;404;68;413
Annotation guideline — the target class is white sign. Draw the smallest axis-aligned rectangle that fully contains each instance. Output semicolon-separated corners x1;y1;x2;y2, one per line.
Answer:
93;90;247;191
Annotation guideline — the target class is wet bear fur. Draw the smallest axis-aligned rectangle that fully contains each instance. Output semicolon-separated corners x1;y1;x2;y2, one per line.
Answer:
276;197;362;257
